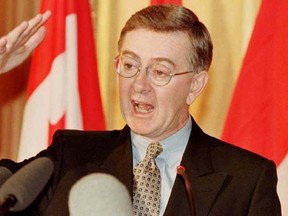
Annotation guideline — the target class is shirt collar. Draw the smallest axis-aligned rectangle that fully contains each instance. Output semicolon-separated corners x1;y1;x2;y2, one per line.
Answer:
131;117;192;168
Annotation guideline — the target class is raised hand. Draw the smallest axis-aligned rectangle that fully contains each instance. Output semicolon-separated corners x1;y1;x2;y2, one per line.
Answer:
0;10;51;74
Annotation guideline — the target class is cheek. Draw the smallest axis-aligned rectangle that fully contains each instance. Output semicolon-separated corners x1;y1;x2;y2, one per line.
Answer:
119;80;130;106
167;82;190;111
119;77;131;93
157;88;188;112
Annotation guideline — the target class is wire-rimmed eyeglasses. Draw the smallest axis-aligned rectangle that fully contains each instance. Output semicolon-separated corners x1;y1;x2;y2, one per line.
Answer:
114;55;196;86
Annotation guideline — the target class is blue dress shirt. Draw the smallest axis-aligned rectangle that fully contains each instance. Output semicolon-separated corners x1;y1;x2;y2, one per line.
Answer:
131;117;192;215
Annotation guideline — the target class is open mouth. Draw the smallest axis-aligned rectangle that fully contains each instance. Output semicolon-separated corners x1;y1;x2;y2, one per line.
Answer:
132;100;154;114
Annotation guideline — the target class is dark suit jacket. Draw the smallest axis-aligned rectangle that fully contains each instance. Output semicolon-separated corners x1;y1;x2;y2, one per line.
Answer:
0;118;281;215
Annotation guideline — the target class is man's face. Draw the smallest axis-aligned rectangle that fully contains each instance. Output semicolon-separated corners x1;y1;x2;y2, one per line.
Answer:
118;29;206;141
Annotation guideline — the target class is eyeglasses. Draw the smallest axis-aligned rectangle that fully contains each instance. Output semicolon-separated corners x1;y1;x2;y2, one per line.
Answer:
114;55;195;86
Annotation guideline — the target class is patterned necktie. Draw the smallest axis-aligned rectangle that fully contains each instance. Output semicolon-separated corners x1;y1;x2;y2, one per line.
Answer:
133;142;163;216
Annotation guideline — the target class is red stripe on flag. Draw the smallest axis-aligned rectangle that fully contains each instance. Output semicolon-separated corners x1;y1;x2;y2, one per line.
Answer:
76;0;105;130
222;1;288;212
222;0;288;166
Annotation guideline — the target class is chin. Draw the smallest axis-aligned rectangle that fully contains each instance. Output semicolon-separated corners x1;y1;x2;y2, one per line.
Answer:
129;121;154;136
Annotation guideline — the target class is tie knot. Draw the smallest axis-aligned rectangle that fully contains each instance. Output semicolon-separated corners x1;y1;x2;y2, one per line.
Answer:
146;142;163;159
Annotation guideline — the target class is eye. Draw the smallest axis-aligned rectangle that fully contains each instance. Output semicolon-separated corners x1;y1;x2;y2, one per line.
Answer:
123;62;136;70
153;70;166;77
151;65;171;79
121;57;139;71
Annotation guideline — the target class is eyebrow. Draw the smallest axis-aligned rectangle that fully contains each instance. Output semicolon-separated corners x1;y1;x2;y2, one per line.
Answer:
121;50;176;68
121;50;140;60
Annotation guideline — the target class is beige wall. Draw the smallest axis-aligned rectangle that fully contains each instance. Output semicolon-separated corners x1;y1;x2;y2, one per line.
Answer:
0;0;261;160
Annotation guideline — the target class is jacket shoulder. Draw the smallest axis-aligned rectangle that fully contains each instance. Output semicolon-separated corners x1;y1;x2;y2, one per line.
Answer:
52;129;123;142
42;127;130;165
203;134;276;177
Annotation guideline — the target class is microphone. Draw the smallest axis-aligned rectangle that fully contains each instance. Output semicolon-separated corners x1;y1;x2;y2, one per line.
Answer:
177;165;196;216
0;167;13;187
68;173;132;216
0;157;54;213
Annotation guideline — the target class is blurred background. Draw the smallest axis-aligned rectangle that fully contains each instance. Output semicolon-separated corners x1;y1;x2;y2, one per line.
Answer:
0;0;261;160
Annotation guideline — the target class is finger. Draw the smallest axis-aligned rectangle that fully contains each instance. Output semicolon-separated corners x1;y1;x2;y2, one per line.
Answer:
24;26;47;53
28;10;51;28
41;10;52;24
27;14;45;33
14;14;44;45
15;11;51;48
25;11;51;36
0;37;7;54
5;21;29;50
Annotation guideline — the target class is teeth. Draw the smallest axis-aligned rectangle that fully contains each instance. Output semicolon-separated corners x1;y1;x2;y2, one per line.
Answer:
135;105;153;113
133;101;154;113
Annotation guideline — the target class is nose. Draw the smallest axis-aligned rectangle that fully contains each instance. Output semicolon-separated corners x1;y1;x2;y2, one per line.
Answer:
132;67;151;93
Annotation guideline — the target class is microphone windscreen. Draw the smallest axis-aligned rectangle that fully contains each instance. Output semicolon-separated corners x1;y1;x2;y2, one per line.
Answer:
0;157;54;211
68;173;132;216
0;167;12;187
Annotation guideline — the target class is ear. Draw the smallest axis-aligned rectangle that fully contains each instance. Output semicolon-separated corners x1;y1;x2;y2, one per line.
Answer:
186;70;208;105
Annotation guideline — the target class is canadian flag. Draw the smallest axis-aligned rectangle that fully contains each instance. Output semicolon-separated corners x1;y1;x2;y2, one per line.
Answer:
222;0;288;214
18;0;105;161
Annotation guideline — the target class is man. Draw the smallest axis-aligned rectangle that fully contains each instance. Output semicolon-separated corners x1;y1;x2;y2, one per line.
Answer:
0;5;281;216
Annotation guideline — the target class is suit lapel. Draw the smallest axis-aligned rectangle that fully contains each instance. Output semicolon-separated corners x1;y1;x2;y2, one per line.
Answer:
164;118;228;216
192;173;228;216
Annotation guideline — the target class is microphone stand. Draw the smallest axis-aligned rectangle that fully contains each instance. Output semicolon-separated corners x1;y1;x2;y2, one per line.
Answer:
177;165;196;216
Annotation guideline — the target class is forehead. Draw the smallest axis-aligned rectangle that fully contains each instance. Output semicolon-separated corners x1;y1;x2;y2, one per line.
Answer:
120;29;191;66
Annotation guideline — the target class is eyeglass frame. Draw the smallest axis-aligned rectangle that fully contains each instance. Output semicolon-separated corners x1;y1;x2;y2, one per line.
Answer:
114;55;197;86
